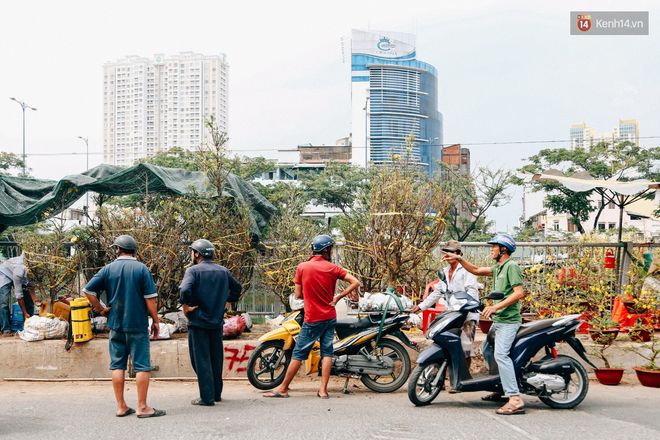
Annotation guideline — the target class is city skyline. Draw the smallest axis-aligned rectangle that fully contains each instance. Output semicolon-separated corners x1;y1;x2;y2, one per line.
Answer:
1;0;659;231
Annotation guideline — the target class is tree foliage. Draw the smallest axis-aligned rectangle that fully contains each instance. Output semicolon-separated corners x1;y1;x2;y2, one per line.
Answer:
440;163;512;241
338;134;450;297
519;141;660;233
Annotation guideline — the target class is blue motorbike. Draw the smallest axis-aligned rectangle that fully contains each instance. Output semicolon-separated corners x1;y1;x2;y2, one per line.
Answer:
408;290;597;409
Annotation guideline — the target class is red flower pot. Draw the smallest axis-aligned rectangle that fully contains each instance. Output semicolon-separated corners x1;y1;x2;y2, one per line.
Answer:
594;368;624;386
588;327;620;344
478;319;493;334
633;366;660;388
628;328;653;343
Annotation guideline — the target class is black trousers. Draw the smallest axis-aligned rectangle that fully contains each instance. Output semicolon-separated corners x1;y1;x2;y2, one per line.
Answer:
188;325;224;403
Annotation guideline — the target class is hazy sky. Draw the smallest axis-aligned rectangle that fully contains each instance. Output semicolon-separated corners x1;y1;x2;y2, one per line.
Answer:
1;0;658;231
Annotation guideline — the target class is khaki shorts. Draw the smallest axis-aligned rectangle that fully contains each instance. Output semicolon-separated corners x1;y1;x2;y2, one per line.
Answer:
460;320;477;358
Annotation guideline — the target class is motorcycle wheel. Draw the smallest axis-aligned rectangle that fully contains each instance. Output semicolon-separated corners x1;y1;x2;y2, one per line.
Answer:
538;355;589;409
360;338;412;393
246;340;292;390
407;361;447;406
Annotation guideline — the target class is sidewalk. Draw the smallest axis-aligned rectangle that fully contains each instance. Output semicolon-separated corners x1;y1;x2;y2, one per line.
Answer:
0;327;651;380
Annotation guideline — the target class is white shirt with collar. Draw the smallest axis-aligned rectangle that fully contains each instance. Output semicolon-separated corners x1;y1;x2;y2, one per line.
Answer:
419;264;480;321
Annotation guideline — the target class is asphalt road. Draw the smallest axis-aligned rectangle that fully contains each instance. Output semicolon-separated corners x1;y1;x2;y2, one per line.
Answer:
1;377;659;440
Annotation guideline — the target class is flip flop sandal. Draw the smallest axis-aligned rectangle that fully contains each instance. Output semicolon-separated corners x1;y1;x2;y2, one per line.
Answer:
496;403;525;415
317;392;330;399
137;409;166;418
263;391;289;398
191;399;215;406
481;393;509;402
116;408;135;417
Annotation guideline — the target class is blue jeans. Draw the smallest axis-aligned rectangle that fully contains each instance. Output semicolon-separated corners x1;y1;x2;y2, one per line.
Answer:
292;318;336;361
482;322;521;397
0;284;11;333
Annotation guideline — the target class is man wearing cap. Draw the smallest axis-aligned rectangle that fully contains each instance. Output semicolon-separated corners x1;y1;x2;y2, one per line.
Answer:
413;240;480;373
179;239;243;406
264;235;360;399
442;234;525;415
84;235;165;418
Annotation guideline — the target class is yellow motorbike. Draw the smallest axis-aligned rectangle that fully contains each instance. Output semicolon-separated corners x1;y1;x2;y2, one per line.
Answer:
247;307;418;393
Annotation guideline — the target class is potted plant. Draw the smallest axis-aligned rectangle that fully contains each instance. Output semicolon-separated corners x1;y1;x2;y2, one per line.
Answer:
588;317;625;385
587;316;620;343
631;333;660;387
628;319;654;343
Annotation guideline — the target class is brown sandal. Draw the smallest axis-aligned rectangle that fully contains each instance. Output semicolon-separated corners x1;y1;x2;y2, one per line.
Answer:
496;402;525;415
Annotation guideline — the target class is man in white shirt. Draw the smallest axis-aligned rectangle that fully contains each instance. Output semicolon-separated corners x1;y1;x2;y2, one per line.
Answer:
413;240;480;370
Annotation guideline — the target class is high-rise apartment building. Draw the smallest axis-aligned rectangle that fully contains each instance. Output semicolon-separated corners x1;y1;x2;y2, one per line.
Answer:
570;119;639;149
350;30;443;175
103;52;228;166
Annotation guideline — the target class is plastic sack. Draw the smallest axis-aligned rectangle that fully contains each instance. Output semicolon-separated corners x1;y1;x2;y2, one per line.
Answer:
289;293;304;311
223;315;246;339
407;313;423;329
265;314;285;331
241;312;253;330
91;316;107;332
18;316;68;342
360;292;403;311
163;311;188;333
147;318;174;339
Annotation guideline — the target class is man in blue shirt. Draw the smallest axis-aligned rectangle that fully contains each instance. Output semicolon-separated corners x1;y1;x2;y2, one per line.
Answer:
179;239;242;406
84;235;165;418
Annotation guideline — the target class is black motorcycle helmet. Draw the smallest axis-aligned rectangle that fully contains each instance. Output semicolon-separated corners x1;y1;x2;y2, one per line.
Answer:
189;239;215;258
311;235;335;254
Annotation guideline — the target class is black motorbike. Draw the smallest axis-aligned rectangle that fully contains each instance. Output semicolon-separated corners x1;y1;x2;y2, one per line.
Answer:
408;290;597;408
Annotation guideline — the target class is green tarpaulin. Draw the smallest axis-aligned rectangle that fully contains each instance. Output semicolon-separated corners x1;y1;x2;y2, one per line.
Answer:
0;163;276;236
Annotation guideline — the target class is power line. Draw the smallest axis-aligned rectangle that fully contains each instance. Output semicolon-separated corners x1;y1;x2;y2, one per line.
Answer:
17;135;660;157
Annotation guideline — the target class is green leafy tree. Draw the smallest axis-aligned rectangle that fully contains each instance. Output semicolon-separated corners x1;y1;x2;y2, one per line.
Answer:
519;141;660;233
302;161;374;215
0;152;25;175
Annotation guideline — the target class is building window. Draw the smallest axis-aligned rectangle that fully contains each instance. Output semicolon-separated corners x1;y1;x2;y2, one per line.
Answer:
598;223;606;230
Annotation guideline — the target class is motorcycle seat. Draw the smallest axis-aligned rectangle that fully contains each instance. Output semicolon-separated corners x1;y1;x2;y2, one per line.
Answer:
486;317;566;345
335;316;375;329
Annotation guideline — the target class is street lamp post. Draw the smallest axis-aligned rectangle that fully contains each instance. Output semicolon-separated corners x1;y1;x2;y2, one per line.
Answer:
10;98;37;176
363;96;370;167
78;136;89;225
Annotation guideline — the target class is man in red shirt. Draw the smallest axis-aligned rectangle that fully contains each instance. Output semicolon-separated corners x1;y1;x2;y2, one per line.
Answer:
264;235;360;399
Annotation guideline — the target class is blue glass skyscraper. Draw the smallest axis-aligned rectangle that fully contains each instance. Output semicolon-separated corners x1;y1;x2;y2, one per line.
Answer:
351;29;443;176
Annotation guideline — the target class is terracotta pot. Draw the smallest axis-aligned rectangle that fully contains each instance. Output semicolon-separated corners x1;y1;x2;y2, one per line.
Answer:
594;368;624;386
633;366;660;388
588;327;619;344
478;319;493;334
628;328;653;343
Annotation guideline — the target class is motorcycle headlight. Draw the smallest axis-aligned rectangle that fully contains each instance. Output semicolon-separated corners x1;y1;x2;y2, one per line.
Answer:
427;313;460;339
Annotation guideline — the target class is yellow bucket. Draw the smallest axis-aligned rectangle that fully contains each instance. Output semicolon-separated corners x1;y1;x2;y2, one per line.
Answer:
70;298;93;343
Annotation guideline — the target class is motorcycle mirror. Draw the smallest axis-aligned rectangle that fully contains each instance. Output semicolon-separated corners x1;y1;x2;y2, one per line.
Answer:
437;270;447;283
486;291;504;300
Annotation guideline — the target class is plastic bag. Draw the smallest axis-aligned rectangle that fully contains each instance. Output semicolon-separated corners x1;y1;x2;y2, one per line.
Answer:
360;292;403;311
265;314;285;331
91;316;107;332
163;311;188;332
223;315;246;339
241;312;253;330
147;318;174;339
407;313;423;329
289;293;304;311
18;316;68;342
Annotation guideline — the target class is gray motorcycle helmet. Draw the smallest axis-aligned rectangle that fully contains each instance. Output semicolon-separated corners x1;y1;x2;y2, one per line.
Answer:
109;235;137;251
189;239;215;258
